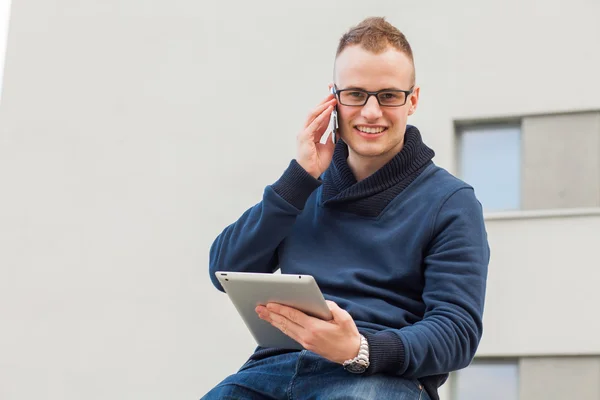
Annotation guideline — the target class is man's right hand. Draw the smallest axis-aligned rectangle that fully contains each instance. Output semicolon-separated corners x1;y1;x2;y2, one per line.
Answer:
296;92;337;179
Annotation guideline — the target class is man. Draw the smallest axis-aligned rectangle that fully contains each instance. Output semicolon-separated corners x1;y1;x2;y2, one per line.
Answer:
203;17;489;400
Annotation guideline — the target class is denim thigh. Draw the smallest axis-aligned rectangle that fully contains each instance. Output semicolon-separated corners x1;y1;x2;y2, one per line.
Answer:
200;352;298;400
201;350;429;400
291;351;428;400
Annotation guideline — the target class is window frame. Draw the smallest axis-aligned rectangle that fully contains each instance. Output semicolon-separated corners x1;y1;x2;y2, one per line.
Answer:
455;120;523;213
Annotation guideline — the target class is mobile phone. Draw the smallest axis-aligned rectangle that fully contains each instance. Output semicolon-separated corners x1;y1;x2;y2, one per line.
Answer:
330;87;338;144
331;108;338;144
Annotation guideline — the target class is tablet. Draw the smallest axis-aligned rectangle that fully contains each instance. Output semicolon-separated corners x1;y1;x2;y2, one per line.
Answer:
215;271;333;350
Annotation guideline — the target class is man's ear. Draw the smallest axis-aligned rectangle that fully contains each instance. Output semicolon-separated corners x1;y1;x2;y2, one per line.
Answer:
408;86;420;116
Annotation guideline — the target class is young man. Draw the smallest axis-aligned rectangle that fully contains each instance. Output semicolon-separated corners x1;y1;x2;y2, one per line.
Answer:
203;17;489;400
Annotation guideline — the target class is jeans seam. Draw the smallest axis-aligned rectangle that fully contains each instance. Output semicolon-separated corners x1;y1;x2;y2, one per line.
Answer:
287;350;305;400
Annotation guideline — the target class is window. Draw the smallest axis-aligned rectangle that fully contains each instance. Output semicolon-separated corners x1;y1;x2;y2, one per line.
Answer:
457;124;521;212
451;359;519;400
0;0;13;103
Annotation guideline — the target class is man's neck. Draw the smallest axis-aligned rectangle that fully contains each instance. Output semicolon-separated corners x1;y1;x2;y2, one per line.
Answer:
347;140;404;181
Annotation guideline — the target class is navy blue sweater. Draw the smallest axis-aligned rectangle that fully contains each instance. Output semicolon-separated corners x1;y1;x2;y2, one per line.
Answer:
209;126;489;399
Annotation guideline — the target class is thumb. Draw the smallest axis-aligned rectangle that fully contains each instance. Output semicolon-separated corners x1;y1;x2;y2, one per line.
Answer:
326;300;351;324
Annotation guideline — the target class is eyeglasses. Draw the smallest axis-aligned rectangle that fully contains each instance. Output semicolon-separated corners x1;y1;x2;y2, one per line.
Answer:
333;85;414;107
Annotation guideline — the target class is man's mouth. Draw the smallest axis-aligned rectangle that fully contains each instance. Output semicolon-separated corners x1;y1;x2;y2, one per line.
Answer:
355;125;387;134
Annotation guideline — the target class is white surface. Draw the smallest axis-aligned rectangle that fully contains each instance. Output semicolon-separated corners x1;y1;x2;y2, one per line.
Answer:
1;0;600;399
479;212;600;355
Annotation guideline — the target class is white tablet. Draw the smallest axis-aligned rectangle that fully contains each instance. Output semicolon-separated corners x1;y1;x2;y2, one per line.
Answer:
215;271;333;350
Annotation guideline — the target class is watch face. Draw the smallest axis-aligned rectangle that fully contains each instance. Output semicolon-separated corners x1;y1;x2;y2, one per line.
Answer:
345;362;367;374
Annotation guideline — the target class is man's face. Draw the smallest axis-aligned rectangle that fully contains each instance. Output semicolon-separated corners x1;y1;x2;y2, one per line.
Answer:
334;45;419;161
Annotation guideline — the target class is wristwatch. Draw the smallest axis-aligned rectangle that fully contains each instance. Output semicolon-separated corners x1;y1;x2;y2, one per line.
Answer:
343;334;370;373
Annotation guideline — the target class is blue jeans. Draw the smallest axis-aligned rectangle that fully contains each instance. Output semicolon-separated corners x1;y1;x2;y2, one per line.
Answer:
201;350;429;400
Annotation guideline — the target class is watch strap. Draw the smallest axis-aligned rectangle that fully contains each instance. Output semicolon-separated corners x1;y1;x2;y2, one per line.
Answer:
343;334;370;373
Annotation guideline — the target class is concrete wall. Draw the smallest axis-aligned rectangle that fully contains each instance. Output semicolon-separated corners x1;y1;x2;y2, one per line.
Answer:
478;210;600;356
522;112;600;210
1;0;600;399
520;357;600;400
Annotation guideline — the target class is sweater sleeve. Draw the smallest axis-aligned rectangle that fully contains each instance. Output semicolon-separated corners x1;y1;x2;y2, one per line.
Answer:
361;187;490;378
208;160;322;291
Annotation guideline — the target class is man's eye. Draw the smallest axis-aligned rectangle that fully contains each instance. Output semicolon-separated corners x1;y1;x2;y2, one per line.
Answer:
381;92;400;99
348;91;366;98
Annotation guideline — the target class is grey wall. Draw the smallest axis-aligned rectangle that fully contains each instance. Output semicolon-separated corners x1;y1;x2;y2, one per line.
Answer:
522;112;600;210
479;212;600;356
2;0;600;399
520;357;600;400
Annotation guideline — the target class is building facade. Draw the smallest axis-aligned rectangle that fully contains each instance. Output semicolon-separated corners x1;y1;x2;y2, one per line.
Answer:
1;1;599;399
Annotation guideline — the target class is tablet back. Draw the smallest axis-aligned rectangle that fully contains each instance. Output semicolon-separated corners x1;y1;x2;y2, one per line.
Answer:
215;271;332;350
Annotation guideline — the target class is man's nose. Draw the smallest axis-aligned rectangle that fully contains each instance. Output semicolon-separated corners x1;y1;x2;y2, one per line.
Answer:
361;95;383;120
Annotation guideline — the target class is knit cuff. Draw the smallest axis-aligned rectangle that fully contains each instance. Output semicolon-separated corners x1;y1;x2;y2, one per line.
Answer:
271;160;322;210
360;330;406;375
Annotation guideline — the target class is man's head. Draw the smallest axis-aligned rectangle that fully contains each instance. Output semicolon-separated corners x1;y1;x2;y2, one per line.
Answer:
333;17;419;166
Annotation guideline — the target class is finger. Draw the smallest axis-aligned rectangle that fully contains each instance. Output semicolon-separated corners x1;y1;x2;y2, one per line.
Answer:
255;305;269;320
317;92;336;107
325;300;354;327
314;137;335;156
306;105;334;136
321;91;335;104
305;97;337;127
266;303;311;327
304;98;336;128
325;300;341;313
264;310;304;343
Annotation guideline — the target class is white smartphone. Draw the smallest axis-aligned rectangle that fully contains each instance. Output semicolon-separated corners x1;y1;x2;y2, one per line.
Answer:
330;86;338;144
331;108;338;144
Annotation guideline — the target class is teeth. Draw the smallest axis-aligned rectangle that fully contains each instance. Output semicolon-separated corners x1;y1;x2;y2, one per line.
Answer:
356;126;386;134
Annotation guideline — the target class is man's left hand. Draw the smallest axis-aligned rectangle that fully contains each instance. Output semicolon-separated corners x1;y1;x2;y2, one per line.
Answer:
255;300;361;365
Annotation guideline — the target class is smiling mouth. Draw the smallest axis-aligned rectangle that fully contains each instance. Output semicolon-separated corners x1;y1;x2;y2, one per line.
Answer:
355;126;387;134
